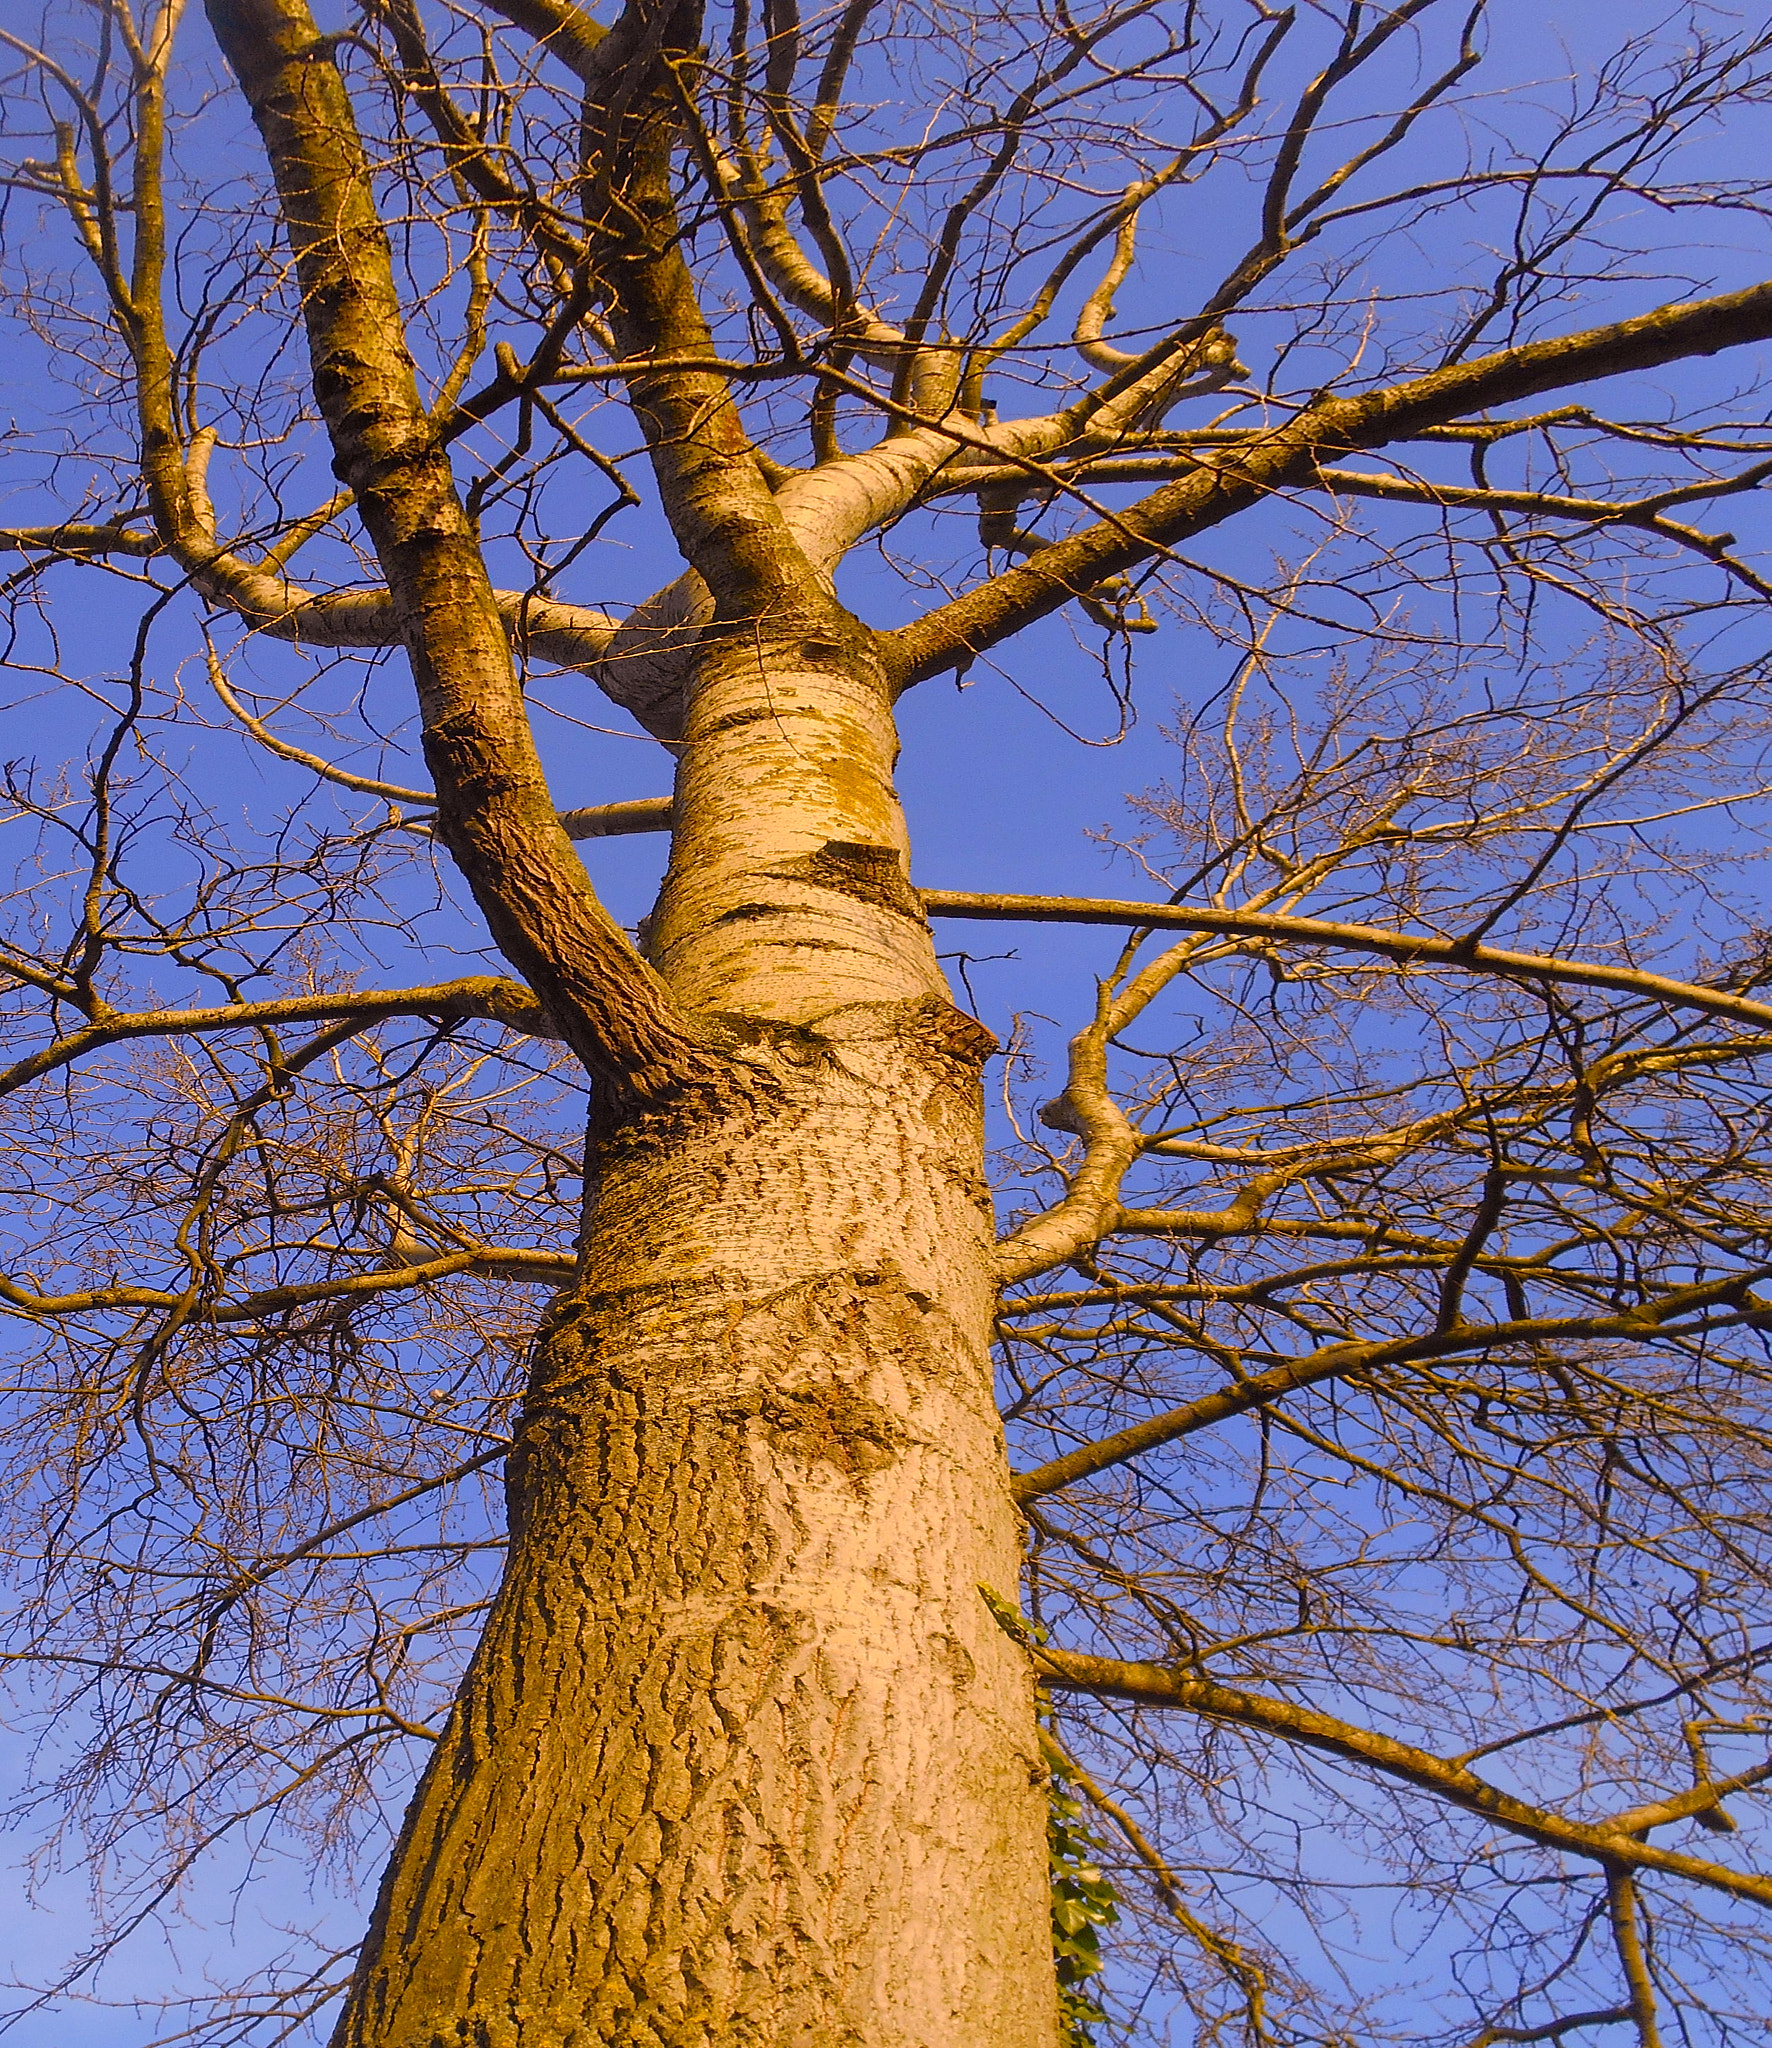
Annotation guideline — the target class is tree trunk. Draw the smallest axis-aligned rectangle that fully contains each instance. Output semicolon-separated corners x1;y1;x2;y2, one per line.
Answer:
205;10;1054;2032
331;634;1057;2048
333;1028;1052;2047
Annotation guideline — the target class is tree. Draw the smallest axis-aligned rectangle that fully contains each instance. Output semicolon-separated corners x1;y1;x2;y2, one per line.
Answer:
5;0;1772;2038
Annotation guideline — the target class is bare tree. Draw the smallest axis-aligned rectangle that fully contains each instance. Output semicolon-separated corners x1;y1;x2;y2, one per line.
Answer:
6;0;1772;2040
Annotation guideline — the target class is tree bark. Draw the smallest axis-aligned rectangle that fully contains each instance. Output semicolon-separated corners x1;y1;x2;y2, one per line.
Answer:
334;1004;1054;2047
329;609;1058;2045
313;481;1054;2048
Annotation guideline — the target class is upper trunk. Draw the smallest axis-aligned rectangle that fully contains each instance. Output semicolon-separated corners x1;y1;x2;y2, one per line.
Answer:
646;613;935;1017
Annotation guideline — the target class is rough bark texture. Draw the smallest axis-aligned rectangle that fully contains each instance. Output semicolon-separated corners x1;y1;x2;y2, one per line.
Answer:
328;596;1058;2041
321;575;1059;2037
335;1011;1053;2048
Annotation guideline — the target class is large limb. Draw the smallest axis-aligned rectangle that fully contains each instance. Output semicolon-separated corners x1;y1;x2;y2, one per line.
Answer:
883;278;1772;687
0;4;630;696
5;0;641;731
924;890;1772;1039
1035;1647;1772;1915
475;0;885;752
482;0;901;374
0;977;553;1102
0;1241;574;1323
204;0;718;1106
921;449;1772;607
574;0;823;628
1009;1278;1772;1503
0;525;625;678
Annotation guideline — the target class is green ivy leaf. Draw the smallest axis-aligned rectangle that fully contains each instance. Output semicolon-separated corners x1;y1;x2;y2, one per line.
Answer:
1045;1743;1122;2047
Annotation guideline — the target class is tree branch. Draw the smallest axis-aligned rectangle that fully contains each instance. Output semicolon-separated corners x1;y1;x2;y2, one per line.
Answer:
205;0;723;1108
922;890;1772;1035
0;1243;576;1325
0;977;557;1101
1604;1868;1662;2048
1011;1277;1772;1502
1036;1647;1772;1916
884;277;1772;685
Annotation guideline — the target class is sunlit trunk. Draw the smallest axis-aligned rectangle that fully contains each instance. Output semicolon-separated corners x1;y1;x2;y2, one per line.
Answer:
331;632;1058;2048
334;1033;1053;2046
